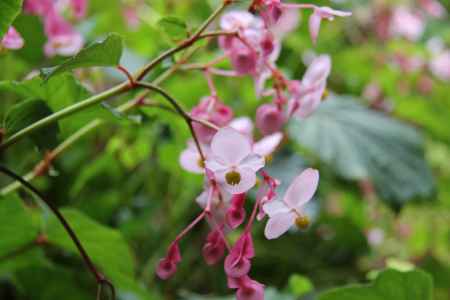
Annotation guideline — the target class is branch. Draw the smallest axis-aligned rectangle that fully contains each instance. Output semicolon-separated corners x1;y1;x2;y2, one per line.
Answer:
0;165;115;300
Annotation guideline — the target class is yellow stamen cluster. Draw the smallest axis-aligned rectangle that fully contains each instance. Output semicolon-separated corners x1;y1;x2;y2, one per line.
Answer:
225;170;241;185
295;215;310;229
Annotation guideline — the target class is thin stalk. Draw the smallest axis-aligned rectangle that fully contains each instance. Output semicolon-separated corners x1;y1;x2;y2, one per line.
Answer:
0;165;115;299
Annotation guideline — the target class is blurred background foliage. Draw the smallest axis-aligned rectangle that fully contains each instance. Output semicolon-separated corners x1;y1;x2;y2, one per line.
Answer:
0;0;449;299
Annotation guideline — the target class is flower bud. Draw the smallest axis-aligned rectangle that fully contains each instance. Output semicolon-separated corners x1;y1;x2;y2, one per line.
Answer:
256;104;285;135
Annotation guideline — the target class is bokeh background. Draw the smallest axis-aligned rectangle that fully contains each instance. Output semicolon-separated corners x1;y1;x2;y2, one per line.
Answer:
1;0;449;299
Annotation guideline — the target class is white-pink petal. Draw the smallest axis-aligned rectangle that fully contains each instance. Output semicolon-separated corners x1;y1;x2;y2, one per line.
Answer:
253;132;283;157
240;153;265;172
210;127;252;165
179;148;203;174
284;168;319;210
229;117;254;140
264;211;296;239
263;200;290;217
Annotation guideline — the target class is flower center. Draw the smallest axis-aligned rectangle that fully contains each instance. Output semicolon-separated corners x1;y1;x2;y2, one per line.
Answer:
295;215;310;229
197;158;205;169
225;170;241;186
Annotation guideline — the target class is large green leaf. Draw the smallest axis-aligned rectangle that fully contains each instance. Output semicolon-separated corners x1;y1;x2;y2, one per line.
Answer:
289;95;434;208
41;33;124;81
318;269;433;300
0;195;39;257
4;99;60;150
44;208;153;299
0;0;23;38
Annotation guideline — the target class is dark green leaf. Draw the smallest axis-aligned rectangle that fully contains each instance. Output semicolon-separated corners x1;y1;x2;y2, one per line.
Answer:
0;194;39;258
158;16;188;40
318;269;433;300
289;95;434;208
41;33;124;81
4;99;60;150
0;0;23;38
45;208;153;299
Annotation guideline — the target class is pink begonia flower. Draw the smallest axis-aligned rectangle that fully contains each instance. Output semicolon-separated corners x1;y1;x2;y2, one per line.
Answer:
255;104;285;135
206;128;265;194
309;7;352;45
226;193;247;229
1;27;24;50
289;54;331;118
70;0;88;19
228;276;265;300
179;141;210;174
202;228;226;265
263;168;319;239
419;0;447;18
191;96;233;144
44;11;84;57
224;232;254;278
390;7;424;41
429;50;450;81
156;242;181;280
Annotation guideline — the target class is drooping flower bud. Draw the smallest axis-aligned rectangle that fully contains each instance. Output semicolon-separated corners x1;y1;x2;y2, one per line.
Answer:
256;104;285;135
224;232;255;278
226;194;247;229
202;229;226;265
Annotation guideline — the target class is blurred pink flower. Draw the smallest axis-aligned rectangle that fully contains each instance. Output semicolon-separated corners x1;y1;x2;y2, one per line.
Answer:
419;0;447;18
1;27;24;50
264;168;319;239
429;50;450;81
390;7;424;41
70;0;88;19
309;7;352;45
44;11;84;57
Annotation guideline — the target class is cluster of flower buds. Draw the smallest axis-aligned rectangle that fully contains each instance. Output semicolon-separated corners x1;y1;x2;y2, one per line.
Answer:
23;0;86;56
156;1;351;299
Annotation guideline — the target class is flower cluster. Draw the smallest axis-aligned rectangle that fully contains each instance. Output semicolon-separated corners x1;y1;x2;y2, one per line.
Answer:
23;0;87;56
156;1;351;299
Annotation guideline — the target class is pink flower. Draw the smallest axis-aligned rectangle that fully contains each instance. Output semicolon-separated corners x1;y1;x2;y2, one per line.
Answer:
255;104;285;135
289;55;331;118
191;96;233;144
228;276;265;300
263;168;319;239
1;27;24;50
156;243;181;280
44;11;84;57
224;232;254;278
309;7;352;45
70;0;88;19
202;229;226;265
419;0;447;18
179;141;210;174
429;50;450;81
206;128;265;194
390;7;424;41
226;193;247;229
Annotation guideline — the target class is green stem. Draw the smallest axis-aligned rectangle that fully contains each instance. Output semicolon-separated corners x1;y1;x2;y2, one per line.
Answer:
0;83;128;150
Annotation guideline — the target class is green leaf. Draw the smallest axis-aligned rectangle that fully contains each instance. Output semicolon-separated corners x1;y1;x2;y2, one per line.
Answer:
0;195;39;257
41;33;124;81
318;269;433;300
44;208;153;299
289;95;434;208
4;99;60;150
158;16;188;40
0;0;23;38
